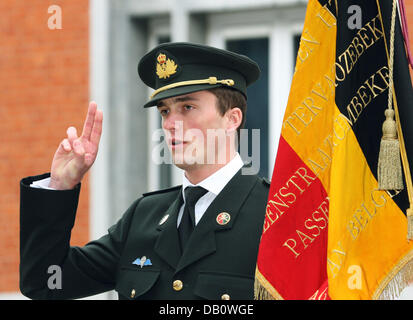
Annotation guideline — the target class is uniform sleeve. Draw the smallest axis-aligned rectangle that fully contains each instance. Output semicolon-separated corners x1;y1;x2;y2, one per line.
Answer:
19;173;139;300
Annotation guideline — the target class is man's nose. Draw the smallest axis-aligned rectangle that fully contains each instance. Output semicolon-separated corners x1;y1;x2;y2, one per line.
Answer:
163;113;183;132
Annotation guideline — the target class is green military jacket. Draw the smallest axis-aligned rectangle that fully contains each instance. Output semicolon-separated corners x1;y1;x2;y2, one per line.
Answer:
19;169;269;300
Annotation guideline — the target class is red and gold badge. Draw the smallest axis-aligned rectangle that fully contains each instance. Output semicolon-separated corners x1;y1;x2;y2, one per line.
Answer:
216;212;231;226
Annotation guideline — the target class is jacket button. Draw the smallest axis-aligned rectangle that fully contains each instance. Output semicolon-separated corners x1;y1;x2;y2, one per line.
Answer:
221;293;230;300
173;280;183;291
130;289;136;298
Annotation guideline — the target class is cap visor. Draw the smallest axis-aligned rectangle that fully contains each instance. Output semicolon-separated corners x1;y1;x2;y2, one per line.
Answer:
143;83;225;108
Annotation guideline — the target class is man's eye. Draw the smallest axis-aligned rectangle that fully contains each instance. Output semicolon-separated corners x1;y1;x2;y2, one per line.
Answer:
184;105;194;111
159;109;169;116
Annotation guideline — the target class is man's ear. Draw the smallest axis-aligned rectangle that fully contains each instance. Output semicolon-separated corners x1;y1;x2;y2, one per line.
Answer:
225;107;242;134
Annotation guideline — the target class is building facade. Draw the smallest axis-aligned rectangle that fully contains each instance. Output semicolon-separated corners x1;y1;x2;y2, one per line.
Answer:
1;0;412;299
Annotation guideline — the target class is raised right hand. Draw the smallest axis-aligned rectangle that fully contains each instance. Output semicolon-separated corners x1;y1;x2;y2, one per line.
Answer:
50;101;103;190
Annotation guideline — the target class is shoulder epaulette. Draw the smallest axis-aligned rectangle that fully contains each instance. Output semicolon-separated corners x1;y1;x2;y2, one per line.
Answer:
142;185;182;197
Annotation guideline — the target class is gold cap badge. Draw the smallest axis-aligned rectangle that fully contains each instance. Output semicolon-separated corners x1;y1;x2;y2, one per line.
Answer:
156;53;177;79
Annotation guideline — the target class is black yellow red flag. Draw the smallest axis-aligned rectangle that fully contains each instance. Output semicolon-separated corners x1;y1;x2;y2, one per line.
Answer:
255;0;413;300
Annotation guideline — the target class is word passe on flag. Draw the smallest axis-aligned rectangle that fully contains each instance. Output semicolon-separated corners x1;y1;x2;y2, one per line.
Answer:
255;0;413;300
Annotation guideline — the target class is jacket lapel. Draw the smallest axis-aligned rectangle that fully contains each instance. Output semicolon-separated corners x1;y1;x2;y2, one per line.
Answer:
175;170;259;274
154;190;183;270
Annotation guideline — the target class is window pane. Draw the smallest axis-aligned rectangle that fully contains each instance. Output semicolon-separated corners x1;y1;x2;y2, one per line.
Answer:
226;38;269;178
158;35;171;44
293;34;301;70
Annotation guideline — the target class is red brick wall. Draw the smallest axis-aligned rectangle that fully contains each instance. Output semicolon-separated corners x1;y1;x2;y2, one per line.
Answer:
0;0;90;293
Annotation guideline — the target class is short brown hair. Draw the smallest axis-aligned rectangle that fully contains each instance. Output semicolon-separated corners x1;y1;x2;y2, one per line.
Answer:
208;87;247;136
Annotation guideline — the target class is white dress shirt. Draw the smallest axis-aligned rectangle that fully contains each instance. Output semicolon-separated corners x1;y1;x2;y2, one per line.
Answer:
30;177;55;190
177;153;244;227
30;153;245;228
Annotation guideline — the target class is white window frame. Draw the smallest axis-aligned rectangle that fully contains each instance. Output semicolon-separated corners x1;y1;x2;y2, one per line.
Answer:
206;8;305;177
147;16;176;191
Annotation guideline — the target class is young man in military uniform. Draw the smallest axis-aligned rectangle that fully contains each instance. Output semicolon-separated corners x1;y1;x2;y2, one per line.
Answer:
19;42;269;300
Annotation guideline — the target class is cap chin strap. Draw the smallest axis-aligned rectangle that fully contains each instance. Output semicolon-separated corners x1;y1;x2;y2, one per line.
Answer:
150;76;234;99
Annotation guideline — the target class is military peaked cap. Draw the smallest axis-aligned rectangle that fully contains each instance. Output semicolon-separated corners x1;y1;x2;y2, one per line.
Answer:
138;42;261;108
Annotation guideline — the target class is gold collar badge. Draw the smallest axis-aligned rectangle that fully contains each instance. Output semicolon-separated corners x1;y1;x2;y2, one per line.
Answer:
156;53;177;79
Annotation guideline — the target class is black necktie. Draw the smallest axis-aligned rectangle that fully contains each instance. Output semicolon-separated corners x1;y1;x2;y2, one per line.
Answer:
178;186;208;251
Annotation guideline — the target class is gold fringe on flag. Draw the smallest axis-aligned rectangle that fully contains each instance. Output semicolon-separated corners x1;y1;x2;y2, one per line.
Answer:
374;249;413;299
254;278;275;300
254;269;283;300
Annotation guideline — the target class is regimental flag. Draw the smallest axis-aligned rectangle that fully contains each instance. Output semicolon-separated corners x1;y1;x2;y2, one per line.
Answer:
255;0;413;300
